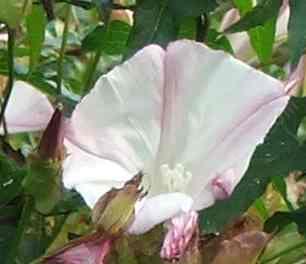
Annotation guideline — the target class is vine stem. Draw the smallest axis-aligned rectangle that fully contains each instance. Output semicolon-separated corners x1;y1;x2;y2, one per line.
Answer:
82;48;103;96
0;27;15;137
82;14;112;96
56;5;71;96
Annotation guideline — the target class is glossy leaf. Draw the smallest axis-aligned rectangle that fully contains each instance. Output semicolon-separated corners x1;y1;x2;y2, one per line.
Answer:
233;0;277;63
264;207;306;237
226;0;282;33
288;0;306;66
26;5;47;72
127;0;217;56
82;21;131;55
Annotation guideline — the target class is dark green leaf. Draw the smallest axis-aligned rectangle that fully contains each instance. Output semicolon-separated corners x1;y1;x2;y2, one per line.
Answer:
26;5;47;72
126;0;179;56
82;21;131;55
200;97;306;233
0;154;25;206
127;0;217;56
226;0;282;33
264;208;306;237
288;0;306;66
206;29;233;53
167;0;217;17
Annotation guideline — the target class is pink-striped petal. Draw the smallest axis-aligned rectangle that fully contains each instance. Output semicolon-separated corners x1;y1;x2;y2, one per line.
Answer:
66;45;165;174
154;40;288;210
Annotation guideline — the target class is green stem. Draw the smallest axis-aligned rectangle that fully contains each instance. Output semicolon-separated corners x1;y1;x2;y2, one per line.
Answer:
82;48;103;96
5;196;34;264
196;14;209;43
56;5;71;96
0;27;15;137
260;241;306;264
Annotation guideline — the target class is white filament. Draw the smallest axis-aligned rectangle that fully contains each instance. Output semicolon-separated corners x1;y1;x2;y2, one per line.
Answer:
160;163;192;192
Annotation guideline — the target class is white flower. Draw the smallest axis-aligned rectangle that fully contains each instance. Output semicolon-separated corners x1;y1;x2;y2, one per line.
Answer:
63;40;289;234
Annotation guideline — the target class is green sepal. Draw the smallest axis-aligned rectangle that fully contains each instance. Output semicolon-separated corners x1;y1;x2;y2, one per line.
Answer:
23;154;62;214
92;172;144;235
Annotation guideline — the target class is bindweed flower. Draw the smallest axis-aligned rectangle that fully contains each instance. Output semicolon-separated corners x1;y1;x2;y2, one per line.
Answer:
63;39;289;241
0;40;292;260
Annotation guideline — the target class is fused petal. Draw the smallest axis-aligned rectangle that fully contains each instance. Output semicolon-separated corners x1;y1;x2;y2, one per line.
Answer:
128;193;193;234
63;140;131;208
1;81;53;134
67;45;165;173
155;40;288;209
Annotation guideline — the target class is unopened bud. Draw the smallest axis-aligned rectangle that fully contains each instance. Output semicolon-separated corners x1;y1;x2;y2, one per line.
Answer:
43;232;113;263
92;172;145;235
161;211;200;263
39;106;65;161
0;0;32;28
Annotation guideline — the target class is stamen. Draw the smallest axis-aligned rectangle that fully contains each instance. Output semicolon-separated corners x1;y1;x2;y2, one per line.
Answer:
160;163;192;192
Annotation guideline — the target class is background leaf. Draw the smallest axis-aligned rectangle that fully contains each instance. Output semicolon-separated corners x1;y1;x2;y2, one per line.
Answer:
26;5;47;73
288;0;306;66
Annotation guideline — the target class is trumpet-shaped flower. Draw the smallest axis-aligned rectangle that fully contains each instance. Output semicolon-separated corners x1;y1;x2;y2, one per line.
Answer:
63;40;289;235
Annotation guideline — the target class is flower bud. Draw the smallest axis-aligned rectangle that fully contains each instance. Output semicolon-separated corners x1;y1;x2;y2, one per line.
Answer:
38;106;65;161
43;233;113;263
0;0;32;28
92;172;145;235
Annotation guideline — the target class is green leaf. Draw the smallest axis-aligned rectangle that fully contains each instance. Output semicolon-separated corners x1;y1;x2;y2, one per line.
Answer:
264;208;306;238
288;0;306;66
0;154;25;206
233;0;253;14
206;29;233;54
260;224;306;264
167;0;217;17
232;0;278;65
226;0;282;33
82;21;131;55
200;97;306;233
126;0;217;56
26;5;47;72
271;175;294;210
126;0;179;56
248;18;277;64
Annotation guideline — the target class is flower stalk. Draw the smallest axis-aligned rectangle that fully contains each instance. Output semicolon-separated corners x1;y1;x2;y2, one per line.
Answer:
0;27;15;137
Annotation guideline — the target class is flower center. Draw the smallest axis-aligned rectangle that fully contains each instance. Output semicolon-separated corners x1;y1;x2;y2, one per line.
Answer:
160;163;192;192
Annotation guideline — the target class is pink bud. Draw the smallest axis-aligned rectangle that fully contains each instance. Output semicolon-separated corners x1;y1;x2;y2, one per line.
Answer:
160;211;198;260
43;234;112;264
39;107;65;160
